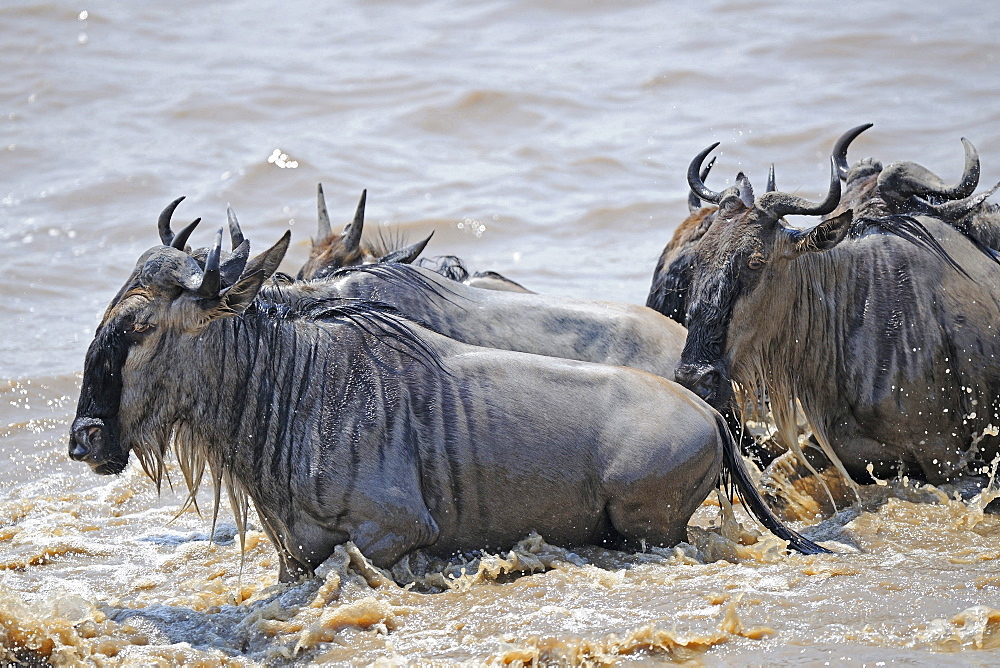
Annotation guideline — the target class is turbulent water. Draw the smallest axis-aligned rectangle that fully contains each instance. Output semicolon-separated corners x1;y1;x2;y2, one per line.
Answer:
3;0;1000;664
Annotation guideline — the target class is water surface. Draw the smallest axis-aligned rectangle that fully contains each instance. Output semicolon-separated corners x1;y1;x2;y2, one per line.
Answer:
3;0;1000;664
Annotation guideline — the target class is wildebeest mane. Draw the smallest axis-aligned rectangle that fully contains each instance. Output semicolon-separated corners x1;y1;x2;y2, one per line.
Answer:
250;286;446;373
415;255;470;283
307;300;446;375
850;213;973;277
329;261;466;306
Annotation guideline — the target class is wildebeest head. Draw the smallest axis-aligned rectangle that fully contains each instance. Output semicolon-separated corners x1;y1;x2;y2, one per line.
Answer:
296;185;433;280
647;157;777;324
297;186;368;280
877;137;980;211
674;143;845;408
69;226;290;475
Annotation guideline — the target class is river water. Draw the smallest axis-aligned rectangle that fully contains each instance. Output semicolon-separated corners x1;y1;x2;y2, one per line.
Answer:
3;0;1000;664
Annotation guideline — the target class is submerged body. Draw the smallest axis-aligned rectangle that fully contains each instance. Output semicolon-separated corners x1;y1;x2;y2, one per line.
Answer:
185;312;722;578
268;263;688;379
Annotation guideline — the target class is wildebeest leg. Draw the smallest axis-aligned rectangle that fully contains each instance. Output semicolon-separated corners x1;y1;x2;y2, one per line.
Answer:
255;508;314;582
347;508;440;569
604;444;719;548
832;435;917;484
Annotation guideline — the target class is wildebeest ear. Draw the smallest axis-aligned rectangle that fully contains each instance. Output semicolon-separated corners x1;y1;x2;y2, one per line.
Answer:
787;210;853;258
245;231;291;280
219;270;267;315
379;231;433;264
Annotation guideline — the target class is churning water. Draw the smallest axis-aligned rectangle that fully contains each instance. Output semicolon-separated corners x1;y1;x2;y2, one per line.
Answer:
3;0;1000;664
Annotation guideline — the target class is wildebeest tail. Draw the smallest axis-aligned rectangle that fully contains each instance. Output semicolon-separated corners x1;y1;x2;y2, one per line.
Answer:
714;411;831;555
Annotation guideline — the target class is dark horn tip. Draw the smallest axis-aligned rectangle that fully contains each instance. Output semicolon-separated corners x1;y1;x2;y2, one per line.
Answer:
227;204;246;249
157;195;189;245
170;218;202;250
833;123;874;181
196;227;224;298
688;143;724;204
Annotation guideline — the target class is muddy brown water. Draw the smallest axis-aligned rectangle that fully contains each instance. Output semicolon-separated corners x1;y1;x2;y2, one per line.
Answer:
3;1;1000;664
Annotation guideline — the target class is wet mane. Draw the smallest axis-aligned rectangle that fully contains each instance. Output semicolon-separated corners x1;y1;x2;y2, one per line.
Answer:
849;213;972;276
415;255;471;283
327;261;465;304
135;291;447;559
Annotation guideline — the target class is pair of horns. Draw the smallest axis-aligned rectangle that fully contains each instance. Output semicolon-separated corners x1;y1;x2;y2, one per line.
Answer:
317;184;366;248
688;143;841;218
832;123;981;204
158;196;246;252
159;197;290;298
687;156;776;212
188;225;290;299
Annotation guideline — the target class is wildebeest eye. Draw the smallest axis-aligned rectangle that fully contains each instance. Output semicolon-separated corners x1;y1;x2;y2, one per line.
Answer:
133;323;153;333
747;256;764;270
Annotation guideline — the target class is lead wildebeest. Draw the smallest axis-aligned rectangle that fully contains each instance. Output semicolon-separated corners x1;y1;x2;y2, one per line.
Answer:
69;228;826;580
674;142;1000;486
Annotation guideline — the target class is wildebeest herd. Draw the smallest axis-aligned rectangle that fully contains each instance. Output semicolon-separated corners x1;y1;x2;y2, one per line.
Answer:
68;124;1000;581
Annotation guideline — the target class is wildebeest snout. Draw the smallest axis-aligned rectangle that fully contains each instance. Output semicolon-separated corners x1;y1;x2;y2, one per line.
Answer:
675;363;725;404
69;416;105;461
69;416;125;474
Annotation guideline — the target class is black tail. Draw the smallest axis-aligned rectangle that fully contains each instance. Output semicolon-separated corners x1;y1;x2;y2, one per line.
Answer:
714;412;831;555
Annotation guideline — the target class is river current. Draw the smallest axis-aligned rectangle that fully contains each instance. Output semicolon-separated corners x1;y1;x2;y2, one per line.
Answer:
3;1;1000;664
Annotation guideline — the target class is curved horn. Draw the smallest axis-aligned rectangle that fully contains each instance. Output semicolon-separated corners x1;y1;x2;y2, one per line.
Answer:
170;217;201;251
766;164;776;193
833;123;873;181
910;179;1000;221
687;156;717;212
688;143;723;204
954;138;981;198
763;156;841;218
878;138;981;205
197;228;223;298
227;205;245;249
158;196;186;245
921;137;980;199
342;189;367;250
316;183;332;240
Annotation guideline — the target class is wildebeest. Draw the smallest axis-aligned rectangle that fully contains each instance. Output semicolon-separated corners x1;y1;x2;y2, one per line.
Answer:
267;262;688;380
674;142;1000;486
827;123;1000;247
295;185;529;292
69;229;825;580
